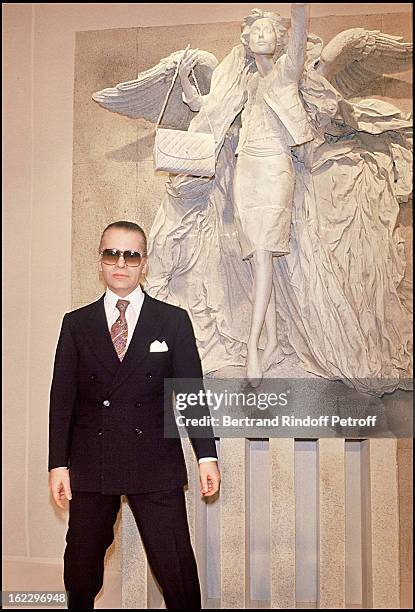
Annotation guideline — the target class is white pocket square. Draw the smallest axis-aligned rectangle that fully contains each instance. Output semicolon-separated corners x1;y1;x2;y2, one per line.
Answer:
149;340;169;352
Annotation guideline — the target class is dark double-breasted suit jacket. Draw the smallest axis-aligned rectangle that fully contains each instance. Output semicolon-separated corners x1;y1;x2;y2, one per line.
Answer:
48;291;218;495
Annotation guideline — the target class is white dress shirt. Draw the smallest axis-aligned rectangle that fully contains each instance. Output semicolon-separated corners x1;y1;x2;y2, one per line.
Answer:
56;285;216;467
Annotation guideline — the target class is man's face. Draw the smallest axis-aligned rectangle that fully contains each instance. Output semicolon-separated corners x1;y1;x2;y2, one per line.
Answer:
248;18;277;56
99;227;148;297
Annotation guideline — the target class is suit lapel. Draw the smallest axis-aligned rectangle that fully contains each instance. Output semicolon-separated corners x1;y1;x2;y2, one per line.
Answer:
82;296;121;376
108;292;163;396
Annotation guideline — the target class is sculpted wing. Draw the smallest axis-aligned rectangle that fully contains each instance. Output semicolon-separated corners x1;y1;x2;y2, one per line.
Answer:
316;28;412;98
92;49;218;129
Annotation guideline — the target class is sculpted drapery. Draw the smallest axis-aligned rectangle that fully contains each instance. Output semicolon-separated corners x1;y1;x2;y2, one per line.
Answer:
93;7;413;395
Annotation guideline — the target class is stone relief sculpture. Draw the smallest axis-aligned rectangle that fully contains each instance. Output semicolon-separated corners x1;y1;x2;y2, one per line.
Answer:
93;4;413;395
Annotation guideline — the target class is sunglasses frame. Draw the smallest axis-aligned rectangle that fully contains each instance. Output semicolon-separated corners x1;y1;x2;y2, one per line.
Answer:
99;248;143;267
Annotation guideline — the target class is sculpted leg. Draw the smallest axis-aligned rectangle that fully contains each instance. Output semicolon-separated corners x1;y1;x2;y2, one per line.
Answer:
247;249;273;386
262;281;285;371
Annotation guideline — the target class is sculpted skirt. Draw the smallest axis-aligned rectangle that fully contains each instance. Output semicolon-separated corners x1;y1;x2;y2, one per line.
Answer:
233;150;295;260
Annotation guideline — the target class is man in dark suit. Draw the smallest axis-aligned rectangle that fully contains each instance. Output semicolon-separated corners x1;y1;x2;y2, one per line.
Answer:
48;221;220;610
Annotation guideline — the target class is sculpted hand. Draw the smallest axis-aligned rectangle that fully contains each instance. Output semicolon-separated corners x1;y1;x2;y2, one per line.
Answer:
179;46;199;82
199;461;221;497
49;467;72;509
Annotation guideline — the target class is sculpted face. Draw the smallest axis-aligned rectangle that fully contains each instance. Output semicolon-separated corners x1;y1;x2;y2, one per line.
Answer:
248;17;277;56
99;227;148;297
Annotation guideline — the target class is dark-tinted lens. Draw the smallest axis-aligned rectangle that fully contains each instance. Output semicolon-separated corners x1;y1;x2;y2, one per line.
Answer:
101;249;142;267
123;251;142;267
101;249;120;265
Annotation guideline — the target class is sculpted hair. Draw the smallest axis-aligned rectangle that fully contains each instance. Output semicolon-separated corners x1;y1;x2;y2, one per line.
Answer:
99;221;148;255
240;9;288;62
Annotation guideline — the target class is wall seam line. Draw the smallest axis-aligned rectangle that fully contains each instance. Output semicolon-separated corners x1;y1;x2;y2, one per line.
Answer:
25;1;36;560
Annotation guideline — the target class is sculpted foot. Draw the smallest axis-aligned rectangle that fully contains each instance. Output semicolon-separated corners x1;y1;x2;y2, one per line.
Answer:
262;344;285;372
246;345;263;387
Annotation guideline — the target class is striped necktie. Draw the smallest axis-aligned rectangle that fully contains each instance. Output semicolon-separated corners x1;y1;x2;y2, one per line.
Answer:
110;299;130;361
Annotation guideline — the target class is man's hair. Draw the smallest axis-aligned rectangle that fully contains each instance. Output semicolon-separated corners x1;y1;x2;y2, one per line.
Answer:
99;221;147;255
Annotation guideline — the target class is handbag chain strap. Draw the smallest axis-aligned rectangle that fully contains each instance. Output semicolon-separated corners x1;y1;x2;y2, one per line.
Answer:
156;47;214;136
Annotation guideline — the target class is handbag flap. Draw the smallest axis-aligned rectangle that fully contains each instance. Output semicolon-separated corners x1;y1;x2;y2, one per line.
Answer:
155;128;215;161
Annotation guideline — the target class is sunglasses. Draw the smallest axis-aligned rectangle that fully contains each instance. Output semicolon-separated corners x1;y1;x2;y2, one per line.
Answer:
100;248;143;267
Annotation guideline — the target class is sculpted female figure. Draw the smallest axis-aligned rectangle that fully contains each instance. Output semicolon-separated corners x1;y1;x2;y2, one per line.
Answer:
178;4;311;384
93;5;412;395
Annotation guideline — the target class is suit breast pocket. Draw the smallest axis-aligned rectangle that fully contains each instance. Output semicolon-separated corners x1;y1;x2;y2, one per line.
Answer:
144;352;172;380
147;351;171;365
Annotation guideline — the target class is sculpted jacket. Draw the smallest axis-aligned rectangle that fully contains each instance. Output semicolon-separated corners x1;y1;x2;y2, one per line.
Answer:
185;4;313;159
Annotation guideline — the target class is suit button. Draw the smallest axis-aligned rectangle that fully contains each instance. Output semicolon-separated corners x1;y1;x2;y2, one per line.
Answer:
102;400;110;407
90;374;97;381
135;401;142;408
135;428;143;435
146;372;152;380
98;430;103;436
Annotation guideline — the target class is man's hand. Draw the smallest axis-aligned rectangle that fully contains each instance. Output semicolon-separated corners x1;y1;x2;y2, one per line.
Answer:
199;461;221;497
49;467;72;509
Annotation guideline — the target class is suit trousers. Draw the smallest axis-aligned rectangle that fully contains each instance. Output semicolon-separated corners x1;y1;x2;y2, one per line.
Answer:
64;488;201;610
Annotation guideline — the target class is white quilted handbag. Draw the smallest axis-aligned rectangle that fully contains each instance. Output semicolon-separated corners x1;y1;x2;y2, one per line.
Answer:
154;50;216;178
